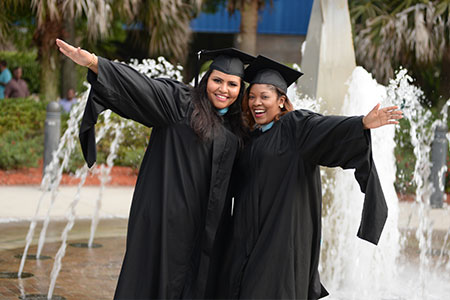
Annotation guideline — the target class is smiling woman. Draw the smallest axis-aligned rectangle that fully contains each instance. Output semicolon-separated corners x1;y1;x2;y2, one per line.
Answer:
55;38;255;299
220;55;403;300
206;70;241;109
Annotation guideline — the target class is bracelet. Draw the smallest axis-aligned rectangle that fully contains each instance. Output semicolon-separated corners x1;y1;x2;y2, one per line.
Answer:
86;53;96;68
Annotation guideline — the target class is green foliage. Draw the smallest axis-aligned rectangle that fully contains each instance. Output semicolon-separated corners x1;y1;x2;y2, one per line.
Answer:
0;51;40;94
96;114;150;169
113;123;150;169
0;97;150;171
394;119;417;194
0;97;47;136
0;97;47;169
350;0;450;109
201;0;227;13
0;129;43;169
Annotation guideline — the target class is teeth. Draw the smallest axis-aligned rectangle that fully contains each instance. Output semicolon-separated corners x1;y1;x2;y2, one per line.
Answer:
216;95;227;100
254;110;265;113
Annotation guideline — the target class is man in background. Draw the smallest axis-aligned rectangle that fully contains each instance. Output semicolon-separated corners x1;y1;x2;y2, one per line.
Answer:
0;60;12;99
59;88;78;113
5;67;30;98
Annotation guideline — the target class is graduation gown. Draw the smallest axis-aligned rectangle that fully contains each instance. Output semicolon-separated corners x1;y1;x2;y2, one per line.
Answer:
79;57;239;299
224;110;387;299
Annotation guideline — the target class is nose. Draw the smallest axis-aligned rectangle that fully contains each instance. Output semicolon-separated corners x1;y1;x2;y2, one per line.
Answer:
218;82;227;93
253;96;262;105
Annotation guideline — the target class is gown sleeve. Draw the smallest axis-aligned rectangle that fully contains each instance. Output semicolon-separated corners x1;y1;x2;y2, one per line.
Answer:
79;56;191;167
289;109;388;245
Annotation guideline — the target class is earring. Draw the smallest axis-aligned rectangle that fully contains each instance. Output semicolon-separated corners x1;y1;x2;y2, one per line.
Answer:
279;104;284;109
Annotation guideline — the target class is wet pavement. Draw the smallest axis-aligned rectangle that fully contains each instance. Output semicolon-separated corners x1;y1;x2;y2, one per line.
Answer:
0;186;449;299
0;219;127;300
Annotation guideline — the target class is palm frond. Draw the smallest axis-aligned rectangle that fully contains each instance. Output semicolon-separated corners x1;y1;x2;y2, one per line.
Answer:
128;0;203;61
353;0;449;83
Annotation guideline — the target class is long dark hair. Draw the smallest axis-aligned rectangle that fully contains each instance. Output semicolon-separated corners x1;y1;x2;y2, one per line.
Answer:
190;69;247;144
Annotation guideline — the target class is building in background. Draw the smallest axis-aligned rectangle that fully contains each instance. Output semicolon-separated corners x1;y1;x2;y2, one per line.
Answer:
186;0;313;80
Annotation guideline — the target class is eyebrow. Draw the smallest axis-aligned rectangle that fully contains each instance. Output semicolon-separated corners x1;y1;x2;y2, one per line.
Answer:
212;75;238;83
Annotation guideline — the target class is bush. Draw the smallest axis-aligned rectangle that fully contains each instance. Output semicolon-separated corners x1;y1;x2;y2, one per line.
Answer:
394;119;417;194
0;51;40;94
0;97;150;171
0;129;43;169
0;97;47;169
0;97;47;136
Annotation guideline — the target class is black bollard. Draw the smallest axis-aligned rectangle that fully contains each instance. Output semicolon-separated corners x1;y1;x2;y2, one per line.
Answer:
43;101;61;175
430;124;448;208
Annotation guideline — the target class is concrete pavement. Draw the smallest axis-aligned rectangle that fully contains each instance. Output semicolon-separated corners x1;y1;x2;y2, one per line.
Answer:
0;185;448;231
0;185;133;221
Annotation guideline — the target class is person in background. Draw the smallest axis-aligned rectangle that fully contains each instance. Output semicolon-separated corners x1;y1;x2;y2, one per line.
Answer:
0;60;12;99
59;88;78;113
5;67;30;99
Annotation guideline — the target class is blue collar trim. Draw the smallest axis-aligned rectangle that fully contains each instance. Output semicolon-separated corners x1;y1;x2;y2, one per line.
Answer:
260;121;274;132
217;107;229;116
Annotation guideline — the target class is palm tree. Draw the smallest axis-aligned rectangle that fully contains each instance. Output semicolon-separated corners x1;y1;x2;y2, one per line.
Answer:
202;0;271;55
126;0;203;62
227;0;271;55
1;0;203;101
350;0;450;108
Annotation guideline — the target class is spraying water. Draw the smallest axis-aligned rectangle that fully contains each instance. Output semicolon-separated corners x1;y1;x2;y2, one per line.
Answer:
17;57;183;300
16;58;449;299
293;67;449;299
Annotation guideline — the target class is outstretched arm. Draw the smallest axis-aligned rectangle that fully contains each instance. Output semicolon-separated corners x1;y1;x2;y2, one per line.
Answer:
362;104;403;129
56;39;190;167
56;39;98;74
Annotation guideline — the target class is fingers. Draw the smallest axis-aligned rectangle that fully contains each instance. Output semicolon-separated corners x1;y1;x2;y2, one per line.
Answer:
391;114;403;119
382;105;399;111
372;103;381;112
56;38;72;51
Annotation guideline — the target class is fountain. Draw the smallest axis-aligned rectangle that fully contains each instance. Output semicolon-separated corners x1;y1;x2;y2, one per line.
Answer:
6;53;447;299
15;57;183;299
292;67;450;299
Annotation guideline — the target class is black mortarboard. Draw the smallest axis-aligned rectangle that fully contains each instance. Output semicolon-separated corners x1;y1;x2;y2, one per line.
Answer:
195;48;255;86
243;55;303;92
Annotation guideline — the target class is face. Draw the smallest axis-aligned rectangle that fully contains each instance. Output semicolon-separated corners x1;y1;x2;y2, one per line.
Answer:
67;89;75;99
206;69;241;109
248;84;285;125
13;68;22;79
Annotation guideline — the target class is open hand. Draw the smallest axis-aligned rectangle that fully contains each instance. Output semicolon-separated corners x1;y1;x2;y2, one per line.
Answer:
362;104;403;129
56;39;98;72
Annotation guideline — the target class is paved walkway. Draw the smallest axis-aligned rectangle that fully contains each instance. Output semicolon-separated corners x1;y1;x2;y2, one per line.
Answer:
1;185;449;230
0;186;133;221
0;185;449;299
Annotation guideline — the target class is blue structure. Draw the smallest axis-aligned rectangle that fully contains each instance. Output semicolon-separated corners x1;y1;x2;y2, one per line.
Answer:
190;0;314;35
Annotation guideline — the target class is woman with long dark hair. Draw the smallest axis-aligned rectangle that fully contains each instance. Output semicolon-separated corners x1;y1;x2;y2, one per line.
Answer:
223;55;402;299
56;39;253;299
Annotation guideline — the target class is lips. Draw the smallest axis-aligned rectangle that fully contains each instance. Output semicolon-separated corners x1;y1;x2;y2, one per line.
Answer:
253;108;266;118
215;94;228;102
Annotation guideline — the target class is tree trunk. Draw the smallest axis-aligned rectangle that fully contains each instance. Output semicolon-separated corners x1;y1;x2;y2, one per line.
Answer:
33;18;63;101
238;0;259;55
60;17;77;98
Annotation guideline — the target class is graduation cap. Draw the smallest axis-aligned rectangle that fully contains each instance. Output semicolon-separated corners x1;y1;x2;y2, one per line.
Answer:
195;48;255;86
243;55;303;93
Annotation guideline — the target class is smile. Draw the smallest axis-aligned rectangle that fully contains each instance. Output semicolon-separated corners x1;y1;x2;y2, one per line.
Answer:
253;109;266;117
215;94;228;102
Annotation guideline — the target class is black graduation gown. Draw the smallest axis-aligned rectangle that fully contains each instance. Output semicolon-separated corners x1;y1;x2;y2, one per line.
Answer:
78;57;239;299
224;110;388;300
